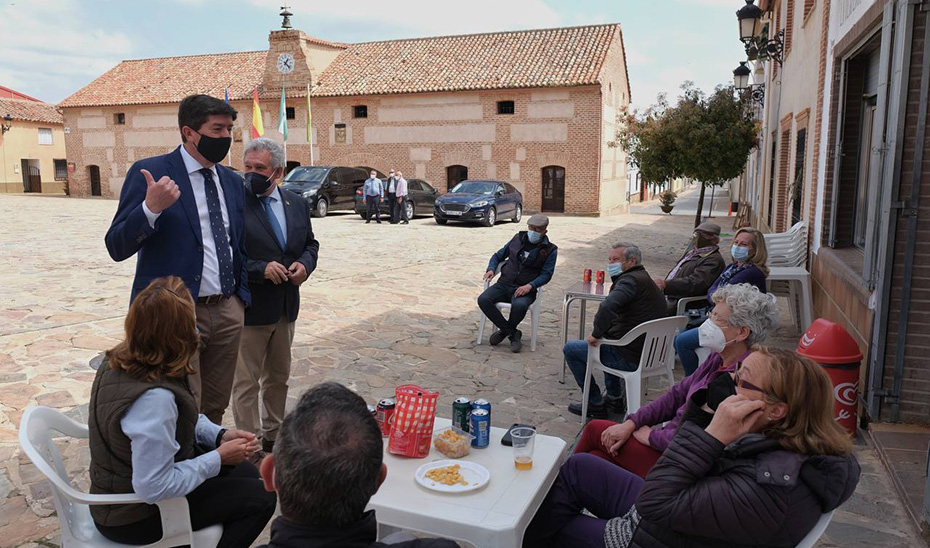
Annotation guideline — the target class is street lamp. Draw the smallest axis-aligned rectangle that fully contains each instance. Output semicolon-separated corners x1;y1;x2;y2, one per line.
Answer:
736;0;784;66
1;114;12;135
733;62;765;107
736;0;763;43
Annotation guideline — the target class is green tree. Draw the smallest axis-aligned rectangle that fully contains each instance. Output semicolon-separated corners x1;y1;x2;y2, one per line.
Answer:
617;83;758;227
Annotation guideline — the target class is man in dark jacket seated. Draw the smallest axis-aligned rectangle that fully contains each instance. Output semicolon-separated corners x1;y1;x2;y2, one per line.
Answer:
653;221;725;316
478;214;558;353
565;242;666;418
257;383;458;548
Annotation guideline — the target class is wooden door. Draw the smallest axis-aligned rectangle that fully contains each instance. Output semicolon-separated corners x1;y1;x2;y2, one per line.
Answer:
541;166;565;212
89;165;101;196
446;165;468;191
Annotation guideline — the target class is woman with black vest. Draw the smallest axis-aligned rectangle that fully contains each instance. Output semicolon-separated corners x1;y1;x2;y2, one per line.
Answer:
89;276;276;547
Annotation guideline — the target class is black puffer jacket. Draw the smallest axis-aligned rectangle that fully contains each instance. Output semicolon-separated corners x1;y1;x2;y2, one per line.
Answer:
628;422;860;548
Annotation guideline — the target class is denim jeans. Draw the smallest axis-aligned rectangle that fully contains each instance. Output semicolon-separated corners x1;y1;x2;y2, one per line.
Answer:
674;325;702;376
563;339;637;404
477;282;536;334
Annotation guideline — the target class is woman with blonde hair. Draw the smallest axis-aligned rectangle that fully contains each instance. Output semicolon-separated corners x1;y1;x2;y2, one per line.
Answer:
89;276;276;547
675;227;769;375
526;347;860;548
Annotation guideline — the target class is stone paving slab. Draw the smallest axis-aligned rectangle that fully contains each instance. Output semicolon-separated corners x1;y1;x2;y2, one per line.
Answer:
0;191;924;547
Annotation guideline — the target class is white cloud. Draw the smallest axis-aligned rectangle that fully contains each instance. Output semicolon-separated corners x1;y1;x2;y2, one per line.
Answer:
249;0;561;36
0;0;133;103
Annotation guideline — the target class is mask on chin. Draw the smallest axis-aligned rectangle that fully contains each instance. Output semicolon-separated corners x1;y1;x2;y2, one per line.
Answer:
192;130;232;164
245;171;275;195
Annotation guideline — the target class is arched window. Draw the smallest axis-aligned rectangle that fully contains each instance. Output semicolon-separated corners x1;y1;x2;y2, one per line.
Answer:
446;165;468;191
541;166;565;212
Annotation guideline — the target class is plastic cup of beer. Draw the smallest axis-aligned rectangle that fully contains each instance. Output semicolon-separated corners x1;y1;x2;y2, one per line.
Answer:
511;427;536;470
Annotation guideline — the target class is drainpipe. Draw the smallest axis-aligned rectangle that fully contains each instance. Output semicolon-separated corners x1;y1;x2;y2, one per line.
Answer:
888;3;929;422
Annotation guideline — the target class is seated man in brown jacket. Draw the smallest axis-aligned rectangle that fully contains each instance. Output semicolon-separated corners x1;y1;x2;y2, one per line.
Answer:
654;221;725;315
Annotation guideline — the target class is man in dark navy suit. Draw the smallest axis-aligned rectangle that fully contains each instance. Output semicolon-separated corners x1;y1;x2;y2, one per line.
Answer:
232;138;319;461
105;94;249;423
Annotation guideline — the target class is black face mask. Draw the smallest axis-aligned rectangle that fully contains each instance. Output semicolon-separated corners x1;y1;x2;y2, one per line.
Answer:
706;371;738;410
245;171;275;195
192;130;232;164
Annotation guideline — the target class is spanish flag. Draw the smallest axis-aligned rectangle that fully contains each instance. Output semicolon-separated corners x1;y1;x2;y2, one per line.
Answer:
251;88;264;139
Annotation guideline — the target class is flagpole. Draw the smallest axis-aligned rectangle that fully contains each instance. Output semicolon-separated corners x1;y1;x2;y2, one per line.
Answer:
307;82;314;167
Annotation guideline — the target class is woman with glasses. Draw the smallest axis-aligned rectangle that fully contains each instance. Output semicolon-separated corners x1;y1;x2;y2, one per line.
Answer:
525;347;860;548
573;283;778;477
675;227;769;376
88;277;277;548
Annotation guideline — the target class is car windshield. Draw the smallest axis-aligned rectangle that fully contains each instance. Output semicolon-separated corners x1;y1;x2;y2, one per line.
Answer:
450;181;496;195
283;167;328;184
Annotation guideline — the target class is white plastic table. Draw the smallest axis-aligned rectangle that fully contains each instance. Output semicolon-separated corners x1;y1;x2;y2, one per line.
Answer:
367;418;567;548
560;281;610;383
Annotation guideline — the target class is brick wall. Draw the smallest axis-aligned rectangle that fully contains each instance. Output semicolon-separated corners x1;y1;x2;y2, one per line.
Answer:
881;9;930;423
808;0;830;246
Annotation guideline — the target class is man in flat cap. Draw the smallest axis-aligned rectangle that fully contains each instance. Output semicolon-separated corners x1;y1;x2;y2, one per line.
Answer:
653;221;725;315
478;214;557;353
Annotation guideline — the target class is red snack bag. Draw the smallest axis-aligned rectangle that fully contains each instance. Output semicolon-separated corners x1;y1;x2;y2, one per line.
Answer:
388;385;439;458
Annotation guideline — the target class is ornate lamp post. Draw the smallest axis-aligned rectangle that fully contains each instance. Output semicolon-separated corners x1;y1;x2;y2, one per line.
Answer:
733;61;765;106
736;0;784;66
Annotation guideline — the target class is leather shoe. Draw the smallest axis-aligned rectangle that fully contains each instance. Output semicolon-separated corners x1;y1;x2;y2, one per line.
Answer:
489;330;509;346
604;393;627;415
568;401;608;419
510;330;523;353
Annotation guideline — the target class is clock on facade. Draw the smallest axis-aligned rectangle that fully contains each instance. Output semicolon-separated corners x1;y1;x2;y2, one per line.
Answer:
276;53;295;74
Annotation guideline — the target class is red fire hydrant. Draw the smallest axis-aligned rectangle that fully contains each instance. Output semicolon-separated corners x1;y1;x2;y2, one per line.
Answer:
796;319;864;437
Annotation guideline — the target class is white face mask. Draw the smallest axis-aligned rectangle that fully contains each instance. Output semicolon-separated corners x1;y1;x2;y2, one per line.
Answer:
698;320;734;353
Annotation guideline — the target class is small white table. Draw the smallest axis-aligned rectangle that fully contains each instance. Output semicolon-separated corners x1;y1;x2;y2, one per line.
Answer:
560;281;610;383
367;418;567;548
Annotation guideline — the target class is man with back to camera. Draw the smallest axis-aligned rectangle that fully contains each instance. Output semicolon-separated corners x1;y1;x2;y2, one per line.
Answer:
363;170;384;224
233;137;320;463
477;214;557;353
105;94;249;423
256;382;458;548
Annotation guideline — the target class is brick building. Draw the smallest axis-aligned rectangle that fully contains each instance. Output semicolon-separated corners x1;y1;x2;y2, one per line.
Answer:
59;23;632;216
738;0;930;426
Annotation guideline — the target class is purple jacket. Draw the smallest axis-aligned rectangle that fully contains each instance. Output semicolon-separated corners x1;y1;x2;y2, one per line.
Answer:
706;262;767;303
627;352;736;452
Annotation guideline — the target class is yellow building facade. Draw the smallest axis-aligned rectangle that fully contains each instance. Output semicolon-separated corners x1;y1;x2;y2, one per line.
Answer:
0;89;68;194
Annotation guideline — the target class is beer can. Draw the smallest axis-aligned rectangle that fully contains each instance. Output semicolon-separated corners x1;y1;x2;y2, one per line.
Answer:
583;268;592;283
376;398;395;436
452;397;471;433
596;270;605;284
470;409;490;447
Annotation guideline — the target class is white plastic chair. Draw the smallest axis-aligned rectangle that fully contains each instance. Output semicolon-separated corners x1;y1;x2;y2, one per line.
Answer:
476;265;543;352
18;406;223;548
794;510;834;548
580;316;688;422
675;295;708;316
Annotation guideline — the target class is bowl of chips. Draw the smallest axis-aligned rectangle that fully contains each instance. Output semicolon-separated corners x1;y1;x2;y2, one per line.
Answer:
433;426;474;458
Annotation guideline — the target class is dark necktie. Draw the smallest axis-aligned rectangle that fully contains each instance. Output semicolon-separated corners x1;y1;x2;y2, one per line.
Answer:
259;195;287;249
199;168;235;297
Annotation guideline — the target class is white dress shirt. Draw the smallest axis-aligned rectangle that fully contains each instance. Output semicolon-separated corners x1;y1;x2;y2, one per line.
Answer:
142;145;233;297
261;185;288;241
120;388;222;504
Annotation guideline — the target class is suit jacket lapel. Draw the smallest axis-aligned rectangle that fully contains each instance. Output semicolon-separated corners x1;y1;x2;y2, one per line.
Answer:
281;192;304;253
247;193;282;251
166;149;203;244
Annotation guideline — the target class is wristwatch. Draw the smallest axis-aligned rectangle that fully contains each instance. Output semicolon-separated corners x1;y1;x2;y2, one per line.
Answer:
215;428;227;448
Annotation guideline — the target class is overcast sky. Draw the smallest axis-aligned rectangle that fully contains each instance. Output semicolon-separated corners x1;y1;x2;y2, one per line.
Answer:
0;0;746;110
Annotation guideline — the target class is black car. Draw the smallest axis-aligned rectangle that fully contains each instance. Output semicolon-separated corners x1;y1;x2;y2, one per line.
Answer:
281;166;376;217
433;180;523;226
353;178;440;219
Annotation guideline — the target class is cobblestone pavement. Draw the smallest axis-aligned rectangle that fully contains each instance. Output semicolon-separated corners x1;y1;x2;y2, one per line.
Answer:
0;191;923;547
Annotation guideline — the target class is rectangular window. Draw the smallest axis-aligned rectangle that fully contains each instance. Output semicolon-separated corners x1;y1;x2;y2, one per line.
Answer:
353;105;368;118
38;128;53;145
792;128;807;225
114;113;126;125
54;159;67;181
334;123;346;143
767;134;777;227
497;101;515;115
286;107;296;120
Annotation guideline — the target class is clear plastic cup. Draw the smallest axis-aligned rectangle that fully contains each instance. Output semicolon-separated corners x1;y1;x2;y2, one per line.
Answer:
511;427;536;470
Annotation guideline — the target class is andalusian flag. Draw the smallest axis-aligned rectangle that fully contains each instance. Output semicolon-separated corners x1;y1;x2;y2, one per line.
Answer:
251;88;264;139
278;87;288;141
